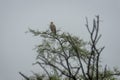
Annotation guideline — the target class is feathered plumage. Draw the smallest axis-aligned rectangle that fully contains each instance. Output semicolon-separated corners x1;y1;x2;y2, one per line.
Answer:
50;22;56;34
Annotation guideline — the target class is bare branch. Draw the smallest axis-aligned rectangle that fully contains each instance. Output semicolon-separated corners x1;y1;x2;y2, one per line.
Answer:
85;17;91;34
19;72;30;80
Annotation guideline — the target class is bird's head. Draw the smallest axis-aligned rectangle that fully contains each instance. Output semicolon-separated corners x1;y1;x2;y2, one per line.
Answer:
50;22;53;24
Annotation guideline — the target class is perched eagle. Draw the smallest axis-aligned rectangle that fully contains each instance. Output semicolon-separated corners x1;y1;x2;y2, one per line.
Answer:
50;22;56;34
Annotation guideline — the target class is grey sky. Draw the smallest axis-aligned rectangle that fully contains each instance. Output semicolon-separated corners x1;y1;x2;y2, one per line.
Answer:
0;0;120;80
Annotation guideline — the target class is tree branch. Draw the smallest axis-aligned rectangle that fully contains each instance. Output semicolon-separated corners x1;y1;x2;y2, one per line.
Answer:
67;34;87;80
19;72;29;80
55;36;73;78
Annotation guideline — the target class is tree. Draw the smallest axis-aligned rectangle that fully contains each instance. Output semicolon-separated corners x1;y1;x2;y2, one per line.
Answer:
20;16;120;80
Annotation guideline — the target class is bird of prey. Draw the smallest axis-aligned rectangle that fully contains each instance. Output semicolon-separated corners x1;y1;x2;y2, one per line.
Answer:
50;22;56;34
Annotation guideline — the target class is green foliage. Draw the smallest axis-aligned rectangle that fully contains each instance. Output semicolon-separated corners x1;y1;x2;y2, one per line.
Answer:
28;27;119;80
49;75;61;80
28;28;89;80
30;29;87;63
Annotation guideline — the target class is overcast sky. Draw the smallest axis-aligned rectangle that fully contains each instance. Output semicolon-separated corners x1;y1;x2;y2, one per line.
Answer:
0;0;120;80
